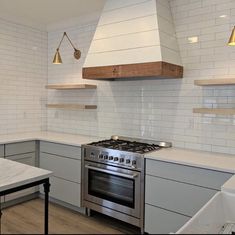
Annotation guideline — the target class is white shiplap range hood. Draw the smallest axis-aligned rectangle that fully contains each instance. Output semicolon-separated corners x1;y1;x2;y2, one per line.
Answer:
83;0;183;80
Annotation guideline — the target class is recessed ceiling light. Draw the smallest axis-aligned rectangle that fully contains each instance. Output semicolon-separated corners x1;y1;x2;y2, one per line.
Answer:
188;37;199;44
219;15;227;18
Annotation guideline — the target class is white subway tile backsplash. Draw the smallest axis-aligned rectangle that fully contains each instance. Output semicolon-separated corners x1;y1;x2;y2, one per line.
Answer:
0;18;47;134
45;0;235;155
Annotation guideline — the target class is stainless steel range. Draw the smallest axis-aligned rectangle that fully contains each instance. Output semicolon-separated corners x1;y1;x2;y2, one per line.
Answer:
81;136;172;232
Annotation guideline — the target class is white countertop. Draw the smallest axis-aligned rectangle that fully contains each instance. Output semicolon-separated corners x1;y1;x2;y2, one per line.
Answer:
1;131;235;174
0;158;52;192
222;175;235;193
145;148;235;174
0;131;100;147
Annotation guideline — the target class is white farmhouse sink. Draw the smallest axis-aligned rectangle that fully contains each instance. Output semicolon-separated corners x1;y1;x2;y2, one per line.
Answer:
176;191;235;234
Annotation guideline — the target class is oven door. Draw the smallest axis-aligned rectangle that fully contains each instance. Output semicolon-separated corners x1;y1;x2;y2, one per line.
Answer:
83;161;141;218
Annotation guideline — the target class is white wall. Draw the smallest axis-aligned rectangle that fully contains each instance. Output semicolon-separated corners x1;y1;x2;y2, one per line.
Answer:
0;18;48;134
47;0;235;155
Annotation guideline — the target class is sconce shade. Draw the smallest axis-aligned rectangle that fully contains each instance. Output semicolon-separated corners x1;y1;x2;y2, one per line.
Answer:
228;27;235;46
53;49;62;64
52;32;81;64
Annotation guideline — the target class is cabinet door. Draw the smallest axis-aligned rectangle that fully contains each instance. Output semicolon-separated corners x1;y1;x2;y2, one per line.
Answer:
5;153;37;202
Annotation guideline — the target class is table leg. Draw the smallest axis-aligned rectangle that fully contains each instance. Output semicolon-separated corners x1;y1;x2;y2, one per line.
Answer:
0;199;2;235
43;179;50;235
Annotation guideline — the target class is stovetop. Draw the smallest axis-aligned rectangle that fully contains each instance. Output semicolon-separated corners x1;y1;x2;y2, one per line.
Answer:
83;136;172;170
88;136;171;154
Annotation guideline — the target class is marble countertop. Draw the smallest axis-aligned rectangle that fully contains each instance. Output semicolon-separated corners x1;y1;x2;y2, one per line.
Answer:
0;131;100;147
145;148;235;174
0;158;52;192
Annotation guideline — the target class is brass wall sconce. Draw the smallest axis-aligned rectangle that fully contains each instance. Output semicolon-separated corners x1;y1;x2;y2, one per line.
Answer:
53;32;81;64
228;26;235;46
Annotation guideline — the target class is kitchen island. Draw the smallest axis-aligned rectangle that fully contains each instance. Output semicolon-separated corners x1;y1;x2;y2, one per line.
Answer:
0;158;52;234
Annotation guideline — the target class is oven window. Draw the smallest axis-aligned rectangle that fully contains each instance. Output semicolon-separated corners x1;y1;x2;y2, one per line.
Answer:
88;170;135;208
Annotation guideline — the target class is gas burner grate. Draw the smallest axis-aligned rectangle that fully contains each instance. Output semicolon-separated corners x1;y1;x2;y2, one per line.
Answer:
90;139;161;154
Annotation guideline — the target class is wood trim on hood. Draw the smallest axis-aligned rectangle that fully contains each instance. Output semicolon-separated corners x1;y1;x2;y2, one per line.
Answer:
82;62;183;80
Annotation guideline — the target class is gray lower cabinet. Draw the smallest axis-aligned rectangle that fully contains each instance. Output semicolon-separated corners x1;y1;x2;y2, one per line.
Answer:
145;159;233;234
4;141;37;202
39;141;81;208
145;204;190;234
5;141;35;156
0;145;4;203
146;175;217;217
0;145;4;158
49;177;81;207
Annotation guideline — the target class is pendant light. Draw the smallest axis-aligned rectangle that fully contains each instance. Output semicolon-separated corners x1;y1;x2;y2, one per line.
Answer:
228;26;235;46
53;32;81;64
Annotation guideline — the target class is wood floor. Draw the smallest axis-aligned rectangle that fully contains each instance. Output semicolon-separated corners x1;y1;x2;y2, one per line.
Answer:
1;199;140;234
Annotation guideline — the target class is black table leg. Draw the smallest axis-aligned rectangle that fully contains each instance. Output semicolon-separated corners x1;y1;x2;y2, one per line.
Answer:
43;179;50;235
0;200;2;235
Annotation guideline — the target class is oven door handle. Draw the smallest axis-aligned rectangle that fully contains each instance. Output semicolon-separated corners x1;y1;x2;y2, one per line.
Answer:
85;165;138;179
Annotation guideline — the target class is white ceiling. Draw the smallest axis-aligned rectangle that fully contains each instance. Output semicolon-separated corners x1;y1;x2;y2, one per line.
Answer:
0;0;105;29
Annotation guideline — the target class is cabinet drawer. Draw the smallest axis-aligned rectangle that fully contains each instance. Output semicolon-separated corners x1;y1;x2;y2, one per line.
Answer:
49;176;80;207
146;159;232;190
145;175;217;217
0;145;4;157
40;141;81;160
145;204;190;234
5;141;35;156
40;153;81;183
6;152;35;165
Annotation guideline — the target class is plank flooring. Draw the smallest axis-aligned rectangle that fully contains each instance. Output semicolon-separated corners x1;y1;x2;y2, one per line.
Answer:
1;199;139;234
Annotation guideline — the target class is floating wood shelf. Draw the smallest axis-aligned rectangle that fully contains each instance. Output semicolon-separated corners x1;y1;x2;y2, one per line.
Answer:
46;104;97;110
193;108;235;115
46;84;97;90
194;79;235;86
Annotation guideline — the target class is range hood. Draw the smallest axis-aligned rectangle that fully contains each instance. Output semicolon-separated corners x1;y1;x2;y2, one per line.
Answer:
83;0;183;80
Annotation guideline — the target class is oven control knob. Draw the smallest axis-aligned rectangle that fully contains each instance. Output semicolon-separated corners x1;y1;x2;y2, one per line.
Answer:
114;157;119;161
109;156;114;160
132;160;137;165
120;158;124;163
126;159;131;164
98;154;104;159
104;155;109;160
